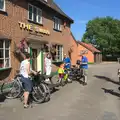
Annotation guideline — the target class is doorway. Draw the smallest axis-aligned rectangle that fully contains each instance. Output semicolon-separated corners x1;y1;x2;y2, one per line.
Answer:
32;49;37;71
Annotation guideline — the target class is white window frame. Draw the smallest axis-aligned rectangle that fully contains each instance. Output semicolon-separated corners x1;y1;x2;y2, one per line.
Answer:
28;4;42;24
54;17;62;31
0;40;11;69
55;45;63;62
0;0;5;11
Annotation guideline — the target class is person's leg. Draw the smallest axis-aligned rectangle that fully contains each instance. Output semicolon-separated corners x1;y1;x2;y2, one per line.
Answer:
83;69;88;85
23;78;33;108
45;66;49;81
45;66;51;82
23;92;29;107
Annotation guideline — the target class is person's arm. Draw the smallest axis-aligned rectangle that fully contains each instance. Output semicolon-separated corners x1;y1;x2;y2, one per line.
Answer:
26;62;31;75
30;67;37;75
50;59;52;66
44;58;47;67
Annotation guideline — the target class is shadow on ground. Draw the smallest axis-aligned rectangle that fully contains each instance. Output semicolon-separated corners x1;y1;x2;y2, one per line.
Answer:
102;88;120;97
0;94;6;102
75;79;84;85
94;75;120;85
118;87;120;91
51;88;59;94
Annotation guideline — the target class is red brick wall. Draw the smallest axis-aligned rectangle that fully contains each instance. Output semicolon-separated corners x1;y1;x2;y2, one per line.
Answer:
77;44;94;63
0;0;72;80
69;34;78;65
69;35;95;64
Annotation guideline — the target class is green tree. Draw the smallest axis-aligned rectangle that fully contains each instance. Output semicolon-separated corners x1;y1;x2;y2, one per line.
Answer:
82;16;120;55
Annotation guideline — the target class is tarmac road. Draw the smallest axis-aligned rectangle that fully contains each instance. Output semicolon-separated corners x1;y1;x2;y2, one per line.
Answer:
0;63;120;120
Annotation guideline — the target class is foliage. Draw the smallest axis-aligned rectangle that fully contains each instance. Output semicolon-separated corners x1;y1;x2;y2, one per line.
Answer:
82;16;120;55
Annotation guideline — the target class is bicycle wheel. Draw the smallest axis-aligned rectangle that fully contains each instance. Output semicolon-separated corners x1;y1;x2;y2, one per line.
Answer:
60;78;66;87
44;84;50;102
119;77;120;84
32;83;47;104
1;79;21;99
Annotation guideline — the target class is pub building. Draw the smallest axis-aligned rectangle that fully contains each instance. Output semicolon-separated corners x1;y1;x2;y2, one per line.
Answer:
0;0;74;80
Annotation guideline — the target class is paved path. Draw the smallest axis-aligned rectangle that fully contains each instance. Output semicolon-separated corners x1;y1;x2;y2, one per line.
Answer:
0;63;120;120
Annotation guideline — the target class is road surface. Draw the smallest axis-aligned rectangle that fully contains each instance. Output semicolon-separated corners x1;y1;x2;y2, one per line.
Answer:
0;63;120;120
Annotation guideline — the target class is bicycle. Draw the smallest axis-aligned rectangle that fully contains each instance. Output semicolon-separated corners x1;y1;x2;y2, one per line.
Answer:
1;72;49;104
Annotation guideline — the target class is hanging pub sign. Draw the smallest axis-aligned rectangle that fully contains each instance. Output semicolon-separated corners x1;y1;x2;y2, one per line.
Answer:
18;22;50;35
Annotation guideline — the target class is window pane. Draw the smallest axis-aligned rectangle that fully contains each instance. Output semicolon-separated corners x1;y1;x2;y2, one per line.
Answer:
5;59;9;68
60;46;62;52
0;41;3;48
58;51;60;60
58;20;61;30
0;49;3;58
5;41;9;48
5;50;9;58
54;18;58;30
58;24;60;30
0;59;4;68
33;7;37;22
38;9;42;23
56;19;59;30
29;5;32;20
0;0;4;10
54;19;56;29
55;23;57;29
56;55;58;61
38;15;41;23
54;22;56;29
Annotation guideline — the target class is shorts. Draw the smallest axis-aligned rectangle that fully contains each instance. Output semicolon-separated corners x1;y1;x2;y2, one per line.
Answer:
82;69;88;76
59;73;64;78
20;75;33;92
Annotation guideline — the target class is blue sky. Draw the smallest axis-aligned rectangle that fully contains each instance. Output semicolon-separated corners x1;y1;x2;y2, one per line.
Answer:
55;0;120;40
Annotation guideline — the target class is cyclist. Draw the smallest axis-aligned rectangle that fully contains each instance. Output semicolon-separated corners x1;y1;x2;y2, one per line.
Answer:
58;63;65;82
20;53;37;108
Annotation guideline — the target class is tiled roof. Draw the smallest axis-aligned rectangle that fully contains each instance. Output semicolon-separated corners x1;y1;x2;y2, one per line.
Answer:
78;41;101;53
35;0;74;23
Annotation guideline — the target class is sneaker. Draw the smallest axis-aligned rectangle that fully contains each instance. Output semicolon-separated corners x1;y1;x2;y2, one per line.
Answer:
68;78;72;82
24;104;29;109
44;79;50;84
45;78;50;82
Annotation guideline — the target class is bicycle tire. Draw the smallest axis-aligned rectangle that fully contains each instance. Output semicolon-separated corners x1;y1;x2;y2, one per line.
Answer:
32;83;47;104
60;78;66;87
1;79;21;99
44;84;50;102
